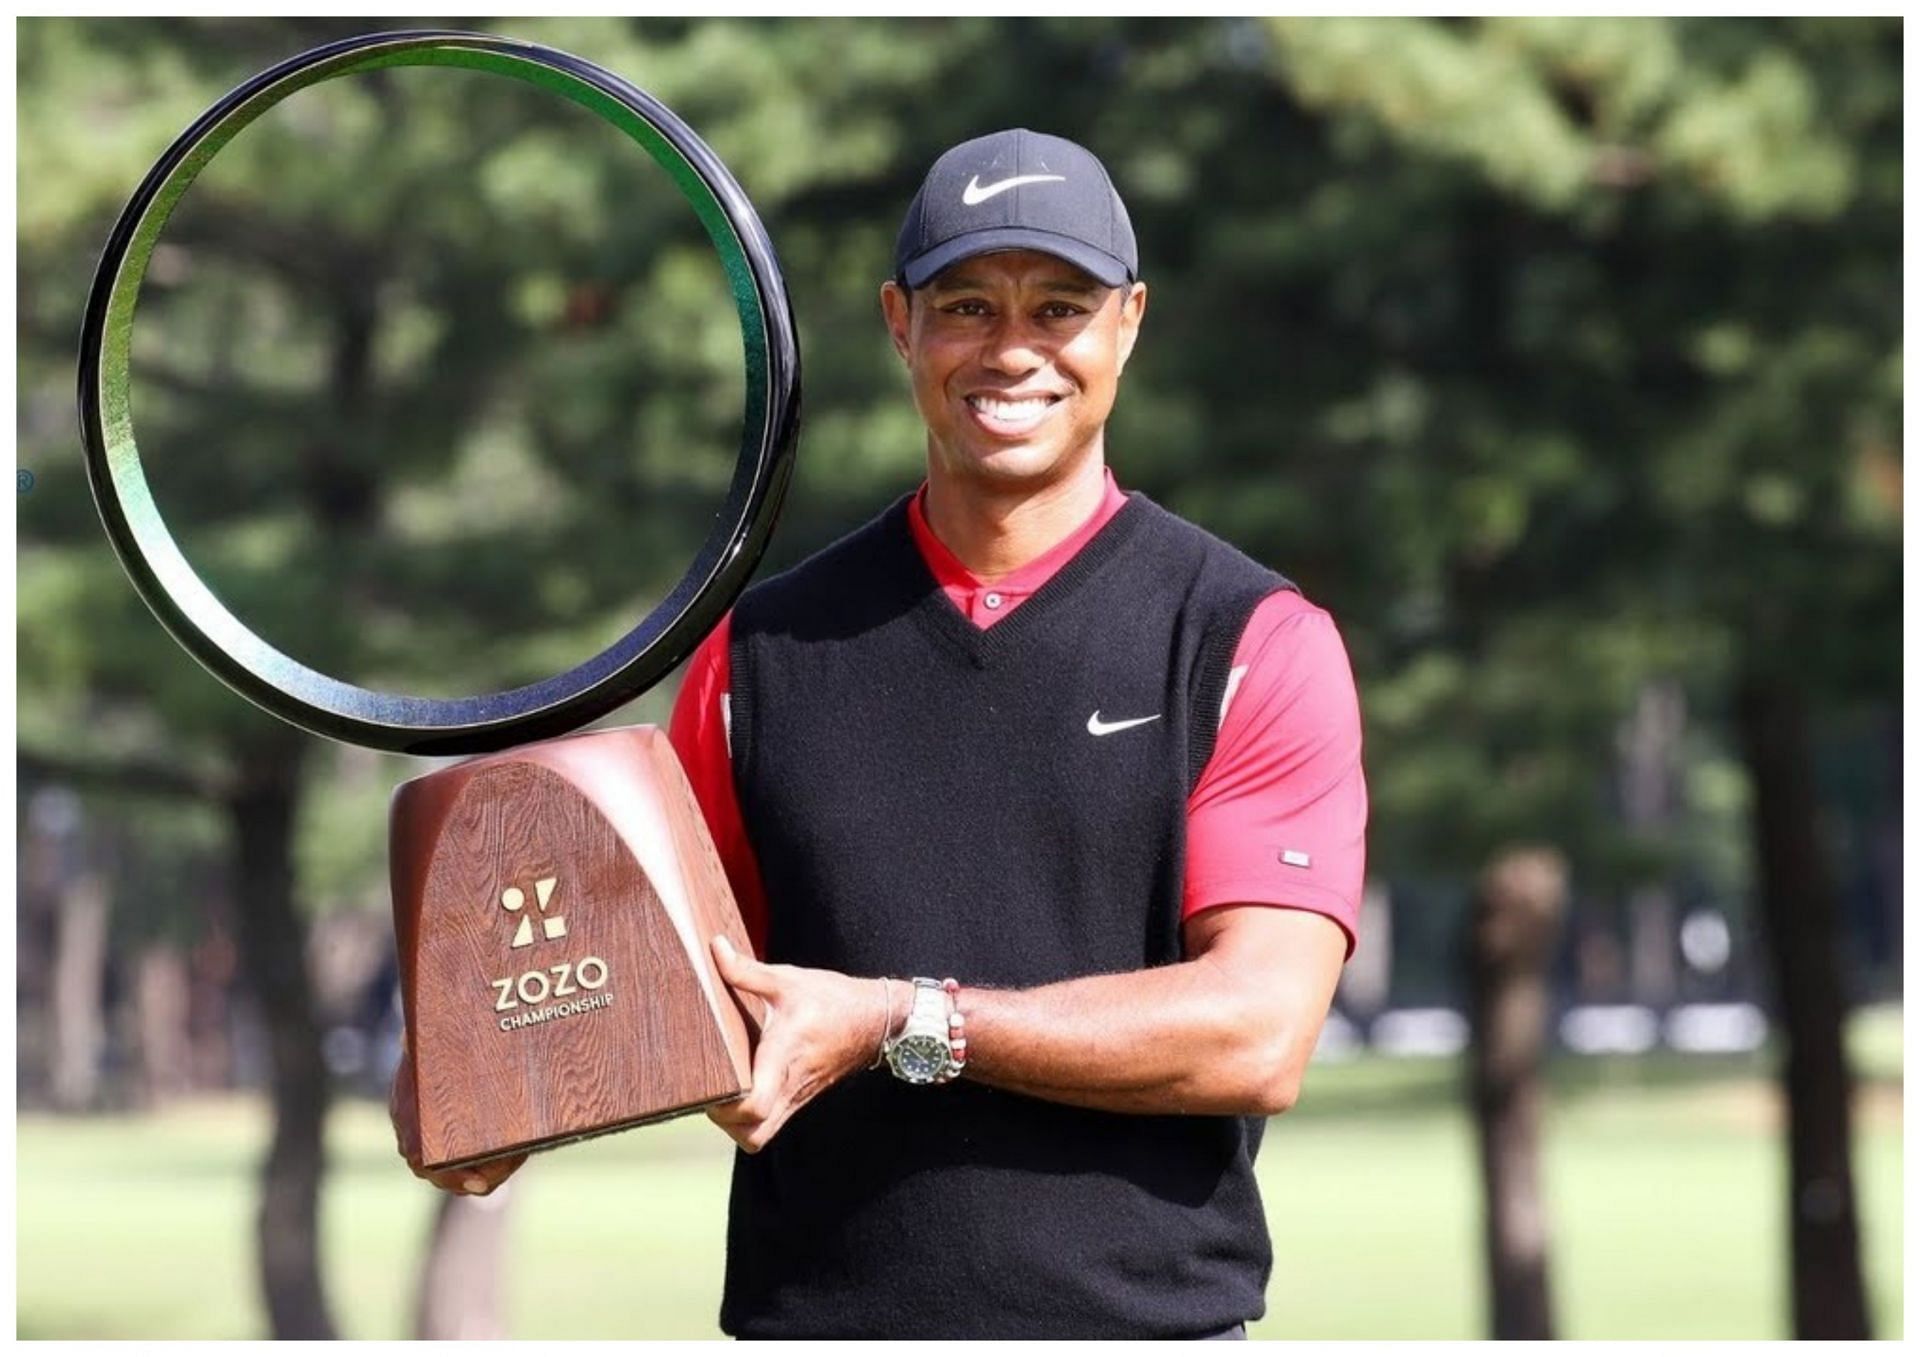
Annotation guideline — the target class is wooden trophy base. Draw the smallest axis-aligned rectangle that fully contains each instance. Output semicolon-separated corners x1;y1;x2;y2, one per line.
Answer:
388;725;758;1170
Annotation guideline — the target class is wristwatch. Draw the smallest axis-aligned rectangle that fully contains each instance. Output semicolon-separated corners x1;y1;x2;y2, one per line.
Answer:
883;976;962;1085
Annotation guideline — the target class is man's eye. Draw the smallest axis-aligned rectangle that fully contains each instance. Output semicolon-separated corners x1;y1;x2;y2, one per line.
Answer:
1040;302;1083;319
945;300;989;317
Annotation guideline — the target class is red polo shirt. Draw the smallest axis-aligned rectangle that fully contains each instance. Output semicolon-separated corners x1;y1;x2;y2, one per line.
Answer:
668;469;1367;961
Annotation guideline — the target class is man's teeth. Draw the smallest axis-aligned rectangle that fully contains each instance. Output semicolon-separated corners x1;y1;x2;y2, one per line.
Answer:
969;396;1055;421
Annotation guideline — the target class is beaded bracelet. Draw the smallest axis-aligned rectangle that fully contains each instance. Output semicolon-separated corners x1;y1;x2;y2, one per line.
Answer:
939;976;968;1081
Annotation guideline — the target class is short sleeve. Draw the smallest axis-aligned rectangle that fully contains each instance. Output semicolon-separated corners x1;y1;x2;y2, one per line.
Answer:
1183;592;1367;960
667;611;770;957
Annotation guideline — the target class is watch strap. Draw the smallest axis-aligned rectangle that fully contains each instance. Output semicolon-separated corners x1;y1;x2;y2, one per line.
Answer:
883;976;962;1084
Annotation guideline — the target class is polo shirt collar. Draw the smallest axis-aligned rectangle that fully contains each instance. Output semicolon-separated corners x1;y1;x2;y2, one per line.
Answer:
906;466;1128;598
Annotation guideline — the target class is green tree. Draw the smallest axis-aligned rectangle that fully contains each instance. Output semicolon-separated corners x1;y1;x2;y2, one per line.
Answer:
1254;16;1899;1338
20;15;766;1334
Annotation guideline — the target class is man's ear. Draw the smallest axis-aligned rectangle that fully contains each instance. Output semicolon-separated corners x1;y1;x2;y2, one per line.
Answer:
1115;280;1148;373
880;280;914;364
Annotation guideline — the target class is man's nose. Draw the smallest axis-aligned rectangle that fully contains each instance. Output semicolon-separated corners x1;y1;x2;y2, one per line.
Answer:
979;314;1046;375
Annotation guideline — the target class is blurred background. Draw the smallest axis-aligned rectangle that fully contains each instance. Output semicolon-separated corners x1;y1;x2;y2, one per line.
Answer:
14;16;1901;1341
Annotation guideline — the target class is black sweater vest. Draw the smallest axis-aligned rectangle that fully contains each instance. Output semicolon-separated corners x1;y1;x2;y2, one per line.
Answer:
721;490;1294;1339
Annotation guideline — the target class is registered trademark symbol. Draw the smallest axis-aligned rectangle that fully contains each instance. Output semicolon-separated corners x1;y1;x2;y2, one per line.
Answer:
17;468;35;493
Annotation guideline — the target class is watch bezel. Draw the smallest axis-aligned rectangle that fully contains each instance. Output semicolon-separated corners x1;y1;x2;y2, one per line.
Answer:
885;1031;953;1085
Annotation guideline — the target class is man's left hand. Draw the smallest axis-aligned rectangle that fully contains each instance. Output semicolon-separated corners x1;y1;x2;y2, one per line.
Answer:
706;935;897;1153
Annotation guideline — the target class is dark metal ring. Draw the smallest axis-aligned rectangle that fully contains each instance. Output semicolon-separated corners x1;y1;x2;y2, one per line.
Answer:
77;29;800;756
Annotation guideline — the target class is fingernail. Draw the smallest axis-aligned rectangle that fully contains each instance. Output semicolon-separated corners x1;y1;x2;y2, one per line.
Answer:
463;1175;487;1194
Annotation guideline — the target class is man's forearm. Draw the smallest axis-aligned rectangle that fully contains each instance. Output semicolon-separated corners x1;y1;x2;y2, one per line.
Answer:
954;954;1303;1118
704;908;1343;1152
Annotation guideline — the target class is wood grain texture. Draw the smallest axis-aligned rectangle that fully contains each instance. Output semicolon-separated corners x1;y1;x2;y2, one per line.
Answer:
389;725;756;1169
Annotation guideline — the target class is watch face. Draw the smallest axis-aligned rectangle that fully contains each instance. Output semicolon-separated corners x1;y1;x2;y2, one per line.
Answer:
889;1034;949;1084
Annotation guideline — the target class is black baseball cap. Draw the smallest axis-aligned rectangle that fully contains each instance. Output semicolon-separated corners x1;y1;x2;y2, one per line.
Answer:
894;128;1137;290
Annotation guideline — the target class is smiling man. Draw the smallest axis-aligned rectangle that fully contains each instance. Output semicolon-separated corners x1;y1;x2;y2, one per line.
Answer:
687;127;1367;1340
405;129;1367;1339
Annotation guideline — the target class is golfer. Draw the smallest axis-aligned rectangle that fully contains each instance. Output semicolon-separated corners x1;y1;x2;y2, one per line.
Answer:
406;128;1366;1340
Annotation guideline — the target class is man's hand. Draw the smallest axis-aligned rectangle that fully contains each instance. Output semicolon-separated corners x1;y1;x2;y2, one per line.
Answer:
705;935;899;1154
389;1034;527;1195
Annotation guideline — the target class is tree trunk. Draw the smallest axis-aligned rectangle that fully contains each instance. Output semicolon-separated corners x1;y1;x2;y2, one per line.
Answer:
189;922;240;1091
413;1181;518;1339
1619;680;1684;1007
1625;887;1677;1008
1338;881;1393;1018
1735;670;1871;1339
50;868;111;1112
1465;845;1567;1340
19;785;77;1107
227;732;336;1340
135;944;194;1104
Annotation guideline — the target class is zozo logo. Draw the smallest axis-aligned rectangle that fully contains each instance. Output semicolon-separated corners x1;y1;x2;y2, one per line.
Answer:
501;875;565;947
488;873;610;1015
491;956;609;1012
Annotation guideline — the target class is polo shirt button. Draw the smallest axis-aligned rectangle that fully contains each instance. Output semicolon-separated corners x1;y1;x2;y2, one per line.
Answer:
984;592;1003;610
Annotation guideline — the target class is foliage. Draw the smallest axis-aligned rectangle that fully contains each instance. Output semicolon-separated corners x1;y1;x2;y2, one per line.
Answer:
20;17;1899;912
1239;17;1899;881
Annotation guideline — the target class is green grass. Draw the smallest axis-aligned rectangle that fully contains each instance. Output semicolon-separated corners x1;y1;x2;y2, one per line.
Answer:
16;1035;1903;1340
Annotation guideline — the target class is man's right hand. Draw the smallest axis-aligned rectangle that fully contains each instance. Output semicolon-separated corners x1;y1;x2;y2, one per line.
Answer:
389;1035;527;1195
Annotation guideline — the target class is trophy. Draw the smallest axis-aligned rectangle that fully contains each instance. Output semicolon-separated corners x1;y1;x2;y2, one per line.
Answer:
76;31;799;1169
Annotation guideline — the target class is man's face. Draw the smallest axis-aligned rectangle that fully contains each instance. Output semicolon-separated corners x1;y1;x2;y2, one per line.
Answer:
880;250;1147;490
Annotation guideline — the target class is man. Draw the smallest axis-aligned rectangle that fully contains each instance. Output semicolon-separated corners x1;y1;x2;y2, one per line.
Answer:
397;129;1365;1340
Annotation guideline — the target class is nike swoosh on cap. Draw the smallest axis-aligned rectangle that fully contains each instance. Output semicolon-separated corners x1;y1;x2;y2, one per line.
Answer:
1087;711;1161;736
962;173;1066;206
